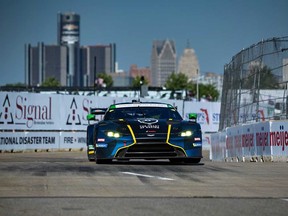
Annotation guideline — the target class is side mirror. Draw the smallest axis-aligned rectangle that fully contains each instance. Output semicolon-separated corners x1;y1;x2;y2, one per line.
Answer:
188;113;197;122
86;114;96;121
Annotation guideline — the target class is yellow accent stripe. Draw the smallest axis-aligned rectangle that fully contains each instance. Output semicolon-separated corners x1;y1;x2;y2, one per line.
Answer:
127;125;137;144
88;150;94;154
115;125;136;156
166;124;187;156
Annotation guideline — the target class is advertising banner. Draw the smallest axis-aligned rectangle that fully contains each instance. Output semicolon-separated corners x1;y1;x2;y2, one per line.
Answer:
242;124;255;157
0;92;61;130
0;131;59;151
183;101;220;133
269;121;288;157
226;127;236;158
1;92;221;151
254;121;271;156
59;131;87;149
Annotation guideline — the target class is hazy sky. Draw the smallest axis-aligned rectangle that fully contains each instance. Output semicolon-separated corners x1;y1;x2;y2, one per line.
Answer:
0;0;288;85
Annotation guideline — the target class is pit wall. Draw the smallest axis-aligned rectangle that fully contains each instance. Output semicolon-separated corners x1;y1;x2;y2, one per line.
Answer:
0;92;220;152
210;121;288;162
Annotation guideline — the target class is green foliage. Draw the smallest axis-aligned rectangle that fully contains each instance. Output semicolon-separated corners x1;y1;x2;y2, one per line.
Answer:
41;77;60;87
132;76;149;88
165;72;189;90
96;73;113;88
165;72;219;101
243;65;279;89
187;83;219;101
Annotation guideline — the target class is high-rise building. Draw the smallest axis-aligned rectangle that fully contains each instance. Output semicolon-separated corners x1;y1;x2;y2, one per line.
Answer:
25;12;118;88
80;44;116;87
151;40;176;87
57;12;81;86
178;42;200;80
25;43;67;86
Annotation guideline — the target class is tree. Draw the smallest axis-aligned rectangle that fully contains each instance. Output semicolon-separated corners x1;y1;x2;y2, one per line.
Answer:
165;72;189;99
165;72;220;101
186;82;219;101
132;76;149;88
41;77;60;87
96;73;113;88
165;72;189;90
243;65;279;89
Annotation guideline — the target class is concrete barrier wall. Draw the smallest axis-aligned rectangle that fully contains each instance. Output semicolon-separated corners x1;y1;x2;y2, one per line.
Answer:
210;121;288;162
0;92;220;152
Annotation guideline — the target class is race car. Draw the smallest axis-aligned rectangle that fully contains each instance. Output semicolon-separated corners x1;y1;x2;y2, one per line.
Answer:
86;101;202;164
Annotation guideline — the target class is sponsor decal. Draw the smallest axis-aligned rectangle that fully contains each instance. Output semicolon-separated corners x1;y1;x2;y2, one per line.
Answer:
147;134;155;137
212;113;220;124
66;98;81;125
270;126;288;151
96;143;108;148
0;94;14;125
0;136;56;145
242;133;254;150
140;124;159;130
97;138;105;142
200;108;209;124
138;118;158;125
138;118;160;129
0;94;53;128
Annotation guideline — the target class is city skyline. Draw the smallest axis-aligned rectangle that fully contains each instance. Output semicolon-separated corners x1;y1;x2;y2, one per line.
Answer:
1;0;288;86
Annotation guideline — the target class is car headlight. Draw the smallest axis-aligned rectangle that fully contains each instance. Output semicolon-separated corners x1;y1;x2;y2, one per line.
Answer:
107;131;121;138
180;130;193;137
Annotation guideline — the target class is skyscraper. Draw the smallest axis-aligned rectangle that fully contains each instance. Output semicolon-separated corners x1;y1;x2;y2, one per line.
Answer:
25;43;67;86
177;42;200;80
25;12;118;87
151;40;176;87
57;12;81;86
80;44;116;87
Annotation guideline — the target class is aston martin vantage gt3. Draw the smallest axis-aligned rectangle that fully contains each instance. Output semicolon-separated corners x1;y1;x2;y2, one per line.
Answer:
86;101;202;164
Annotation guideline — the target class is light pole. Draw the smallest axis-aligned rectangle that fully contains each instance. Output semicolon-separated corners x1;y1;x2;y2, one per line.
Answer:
189;70;203;101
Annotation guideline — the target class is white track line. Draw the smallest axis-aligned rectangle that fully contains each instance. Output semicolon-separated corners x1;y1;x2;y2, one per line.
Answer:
121;171;174;181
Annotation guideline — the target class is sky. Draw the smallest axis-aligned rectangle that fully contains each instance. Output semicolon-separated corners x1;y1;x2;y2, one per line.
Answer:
0;0;288;86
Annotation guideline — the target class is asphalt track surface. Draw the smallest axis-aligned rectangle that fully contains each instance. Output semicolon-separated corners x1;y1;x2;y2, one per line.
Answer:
0;151;287;216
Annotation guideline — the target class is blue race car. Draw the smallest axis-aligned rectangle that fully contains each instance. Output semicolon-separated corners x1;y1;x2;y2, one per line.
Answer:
86;101;202;164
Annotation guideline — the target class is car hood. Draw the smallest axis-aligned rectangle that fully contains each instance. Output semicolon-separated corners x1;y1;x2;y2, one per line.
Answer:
126;118;173;138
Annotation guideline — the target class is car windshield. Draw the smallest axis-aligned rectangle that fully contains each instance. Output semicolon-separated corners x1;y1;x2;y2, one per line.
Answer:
104;107;182;121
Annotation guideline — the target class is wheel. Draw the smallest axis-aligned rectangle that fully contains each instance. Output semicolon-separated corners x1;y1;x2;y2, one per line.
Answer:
87;151;95;161
88;156;95;162
95;158;113;164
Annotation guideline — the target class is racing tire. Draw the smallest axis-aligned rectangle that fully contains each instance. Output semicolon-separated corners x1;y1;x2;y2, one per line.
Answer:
88;157;95;162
